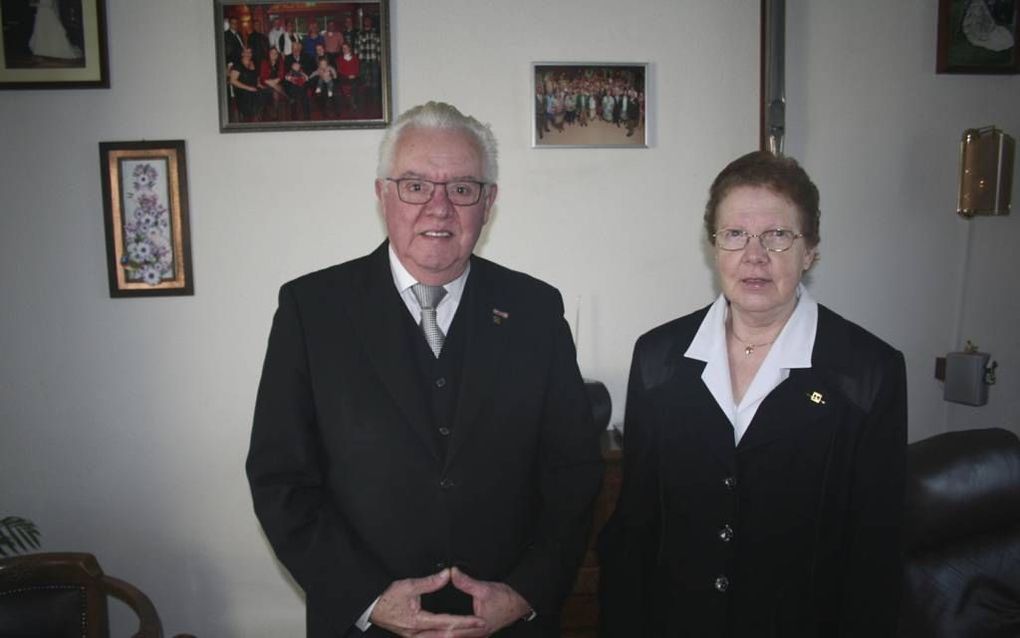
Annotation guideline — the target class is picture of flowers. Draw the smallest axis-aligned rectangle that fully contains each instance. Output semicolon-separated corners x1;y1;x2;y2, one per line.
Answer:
100;140;194;297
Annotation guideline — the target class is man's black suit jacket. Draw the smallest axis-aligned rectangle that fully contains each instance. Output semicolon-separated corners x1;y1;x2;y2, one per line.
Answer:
247;243;603;637
246;30;270;65
599;303;907;637
224;29;244;68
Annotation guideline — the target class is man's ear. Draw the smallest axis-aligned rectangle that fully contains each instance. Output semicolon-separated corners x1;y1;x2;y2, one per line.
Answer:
482;184;498;224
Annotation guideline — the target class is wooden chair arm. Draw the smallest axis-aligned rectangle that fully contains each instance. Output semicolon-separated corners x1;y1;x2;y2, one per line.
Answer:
101;574;163;638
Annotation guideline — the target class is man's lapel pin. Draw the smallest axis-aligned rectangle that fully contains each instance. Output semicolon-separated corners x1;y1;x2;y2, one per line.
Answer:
808;391;826;405
492;308;509;325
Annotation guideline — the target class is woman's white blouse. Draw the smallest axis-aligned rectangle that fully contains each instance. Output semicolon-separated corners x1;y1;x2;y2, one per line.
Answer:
684;285;818;444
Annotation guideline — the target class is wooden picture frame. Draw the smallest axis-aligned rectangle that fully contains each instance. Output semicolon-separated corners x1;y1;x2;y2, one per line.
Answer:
937;0;1019;74
99;141;194;298
532;62;648;148
215;0;392;132
0;0;109;89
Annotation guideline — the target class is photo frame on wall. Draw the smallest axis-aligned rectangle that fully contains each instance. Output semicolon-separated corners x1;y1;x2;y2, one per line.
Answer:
99;141;194;298
214;0;392;132
0;0;109;89
532;62;648;148
937;0;1019;74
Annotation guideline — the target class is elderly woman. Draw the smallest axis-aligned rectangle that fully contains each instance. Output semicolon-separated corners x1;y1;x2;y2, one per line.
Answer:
600;151;907;637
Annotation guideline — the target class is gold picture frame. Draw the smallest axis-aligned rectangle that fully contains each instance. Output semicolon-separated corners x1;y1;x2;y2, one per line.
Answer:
99;140;194;297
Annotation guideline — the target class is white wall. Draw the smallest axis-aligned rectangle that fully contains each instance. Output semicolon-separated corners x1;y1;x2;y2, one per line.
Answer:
785;0;1020;436
0;0;1016;635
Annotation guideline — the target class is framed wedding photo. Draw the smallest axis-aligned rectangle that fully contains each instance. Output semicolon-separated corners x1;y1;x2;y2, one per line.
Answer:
532;62;648;148
937;0;1019;74
99;141;194;298
0;0;109;89
214;0;392;132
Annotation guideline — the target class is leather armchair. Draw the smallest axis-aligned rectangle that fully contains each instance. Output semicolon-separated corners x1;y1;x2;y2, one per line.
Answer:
584;379;612;433
0;552;195;638
899;427;1020;637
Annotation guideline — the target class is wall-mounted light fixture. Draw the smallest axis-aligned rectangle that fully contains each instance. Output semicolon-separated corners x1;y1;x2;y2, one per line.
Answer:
958;126;1014;218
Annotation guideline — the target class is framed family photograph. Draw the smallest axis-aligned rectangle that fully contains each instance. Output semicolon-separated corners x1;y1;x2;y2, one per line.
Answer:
99;141;194;298
937;0;1019;73
214;0;392;132
533;62;648;148
0;0;109;89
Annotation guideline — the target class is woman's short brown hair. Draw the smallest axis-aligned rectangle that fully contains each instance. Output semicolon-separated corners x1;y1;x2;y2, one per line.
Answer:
704;151;820;248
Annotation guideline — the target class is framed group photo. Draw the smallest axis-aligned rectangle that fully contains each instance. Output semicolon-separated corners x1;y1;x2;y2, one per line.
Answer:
214;0;392;132
937;0;1019;73
0;0;109;89
99;141;194;298
533;62;648;148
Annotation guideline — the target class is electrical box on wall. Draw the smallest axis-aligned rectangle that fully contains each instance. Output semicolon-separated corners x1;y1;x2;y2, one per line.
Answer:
936;341;999;406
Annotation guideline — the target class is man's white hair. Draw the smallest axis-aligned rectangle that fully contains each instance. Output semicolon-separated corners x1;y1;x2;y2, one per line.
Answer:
377;101;499;183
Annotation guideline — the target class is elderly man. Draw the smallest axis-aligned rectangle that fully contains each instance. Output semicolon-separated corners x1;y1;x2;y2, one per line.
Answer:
247;101;603;638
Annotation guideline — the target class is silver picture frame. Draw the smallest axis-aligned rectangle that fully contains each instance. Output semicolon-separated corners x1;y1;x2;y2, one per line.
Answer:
532;62;648;149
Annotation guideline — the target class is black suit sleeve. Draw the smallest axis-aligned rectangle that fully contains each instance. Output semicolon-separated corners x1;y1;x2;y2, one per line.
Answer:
224;31;241;68
502;292;604;618
246;284;390;634
598;334;662;637
839;349;908;637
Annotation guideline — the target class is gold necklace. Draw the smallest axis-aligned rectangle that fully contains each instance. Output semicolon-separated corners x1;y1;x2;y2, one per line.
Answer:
729;330;775;357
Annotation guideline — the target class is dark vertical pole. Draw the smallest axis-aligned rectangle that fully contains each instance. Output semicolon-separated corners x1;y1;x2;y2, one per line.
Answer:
759;0;768;151
761;0;786;155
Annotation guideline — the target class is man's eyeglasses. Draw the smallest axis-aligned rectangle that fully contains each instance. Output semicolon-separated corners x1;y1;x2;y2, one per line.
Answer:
385;178;488;206
713;228;803;252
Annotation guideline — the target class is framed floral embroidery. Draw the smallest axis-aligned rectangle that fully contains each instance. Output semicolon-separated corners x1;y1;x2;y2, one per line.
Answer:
99;141;194;297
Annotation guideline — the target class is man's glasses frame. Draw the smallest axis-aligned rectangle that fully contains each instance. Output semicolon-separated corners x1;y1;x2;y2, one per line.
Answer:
385;177;489;206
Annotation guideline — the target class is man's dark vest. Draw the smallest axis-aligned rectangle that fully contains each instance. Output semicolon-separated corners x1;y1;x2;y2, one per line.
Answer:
402;283;471;457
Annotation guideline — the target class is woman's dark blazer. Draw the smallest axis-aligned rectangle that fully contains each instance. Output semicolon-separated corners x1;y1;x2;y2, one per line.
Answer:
599;303;907;638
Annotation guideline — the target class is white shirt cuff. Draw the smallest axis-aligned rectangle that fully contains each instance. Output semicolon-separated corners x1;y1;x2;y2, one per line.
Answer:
355;596;381;631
